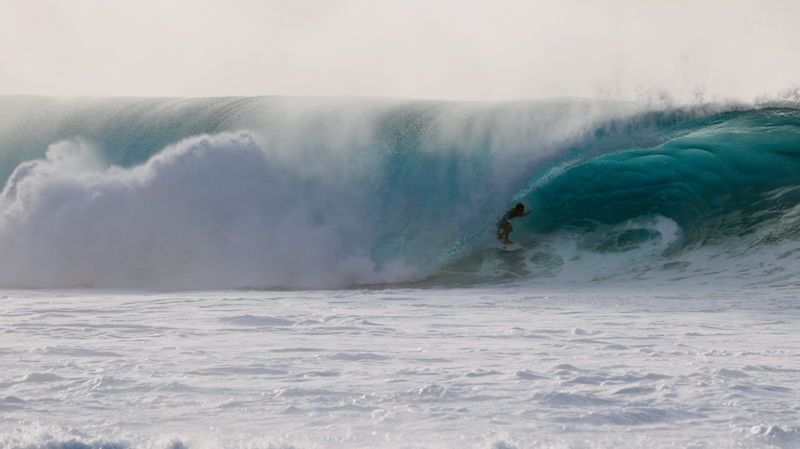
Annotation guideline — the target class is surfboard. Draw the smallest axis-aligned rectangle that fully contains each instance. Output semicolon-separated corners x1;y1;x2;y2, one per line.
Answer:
498;242;523;251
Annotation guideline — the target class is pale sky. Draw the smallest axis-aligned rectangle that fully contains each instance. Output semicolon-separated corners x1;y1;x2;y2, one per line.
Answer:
1;0;798;102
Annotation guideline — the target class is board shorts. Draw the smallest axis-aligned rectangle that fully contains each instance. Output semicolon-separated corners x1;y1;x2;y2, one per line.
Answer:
496;219;512;238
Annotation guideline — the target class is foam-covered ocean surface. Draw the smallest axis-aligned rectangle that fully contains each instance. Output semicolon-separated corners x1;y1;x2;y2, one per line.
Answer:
1;287;799;449
1;96;800;448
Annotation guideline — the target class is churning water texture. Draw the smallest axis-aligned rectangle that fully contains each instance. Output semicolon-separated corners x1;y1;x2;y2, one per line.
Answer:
1;96;800;289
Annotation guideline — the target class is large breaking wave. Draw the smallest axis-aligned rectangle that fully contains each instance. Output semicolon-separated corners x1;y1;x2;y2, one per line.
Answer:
0;95;799;289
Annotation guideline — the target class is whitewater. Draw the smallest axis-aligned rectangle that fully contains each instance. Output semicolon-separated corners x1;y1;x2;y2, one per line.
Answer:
1;95;799;448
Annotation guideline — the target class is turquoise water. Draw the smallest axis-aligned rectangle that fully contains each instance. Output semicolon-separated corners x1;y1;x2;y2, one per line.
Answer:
0;96;799;288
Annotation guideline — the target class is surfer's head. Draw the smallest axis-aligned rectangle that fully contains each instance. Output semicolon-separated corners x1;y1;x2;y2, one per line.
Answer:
515;203;524;214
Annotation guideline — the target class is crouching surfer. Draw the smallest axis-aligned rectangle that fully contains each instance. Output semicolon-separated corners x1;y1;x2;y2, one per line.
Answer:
496;203;530;245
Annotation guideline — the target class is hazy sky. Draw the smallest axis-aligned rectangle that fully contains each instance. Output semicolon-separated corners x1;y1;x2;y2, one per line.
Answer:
1;0;798;102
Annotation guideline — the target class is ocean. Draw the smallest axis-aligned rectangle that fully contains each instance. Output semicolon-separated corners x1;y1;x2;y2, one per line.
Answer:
0;96;799;448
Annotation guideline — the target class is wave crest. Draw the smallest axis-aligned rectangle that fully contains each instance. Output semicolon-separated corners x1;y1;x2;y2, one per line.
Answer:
1;96;800;288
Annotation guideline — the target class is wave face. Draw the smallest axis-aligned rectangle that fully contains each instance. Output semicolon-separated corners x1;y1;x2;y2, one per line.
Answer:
0;96;799;289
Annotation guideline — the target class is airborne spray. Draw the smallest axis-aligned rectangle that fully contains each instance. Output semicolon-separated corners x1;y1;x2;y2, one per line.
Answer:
1;96;799;288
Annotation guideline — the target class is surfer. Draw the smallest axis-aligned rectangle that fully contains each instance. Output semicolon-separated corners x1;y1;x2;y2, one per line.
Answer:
496;203;530;245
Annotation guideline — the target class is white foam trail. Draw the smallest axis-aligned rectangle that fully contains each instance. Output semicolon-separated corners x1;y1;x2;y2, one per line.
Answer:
518;215;684;285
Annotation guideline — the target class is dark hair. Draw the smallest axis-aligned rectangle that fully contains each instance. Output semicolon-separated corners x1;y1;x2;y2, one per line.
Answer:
515;203;524;209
